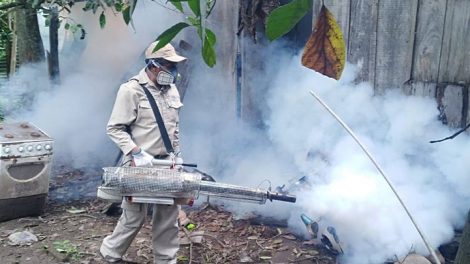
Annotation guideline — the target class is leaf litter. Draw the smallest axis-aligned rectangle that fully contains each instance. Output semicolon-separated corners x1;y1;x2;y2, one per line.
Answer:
0;200;337;263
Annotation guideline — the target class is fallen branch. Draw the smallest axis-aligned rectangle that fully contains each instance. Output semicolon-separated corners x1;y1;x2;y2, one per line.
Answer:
193;233;225;248
79;251;97;256
17;216;46;223
289;256;318;262
255;240;264;249
430;123;470;143
59;214;97;221
83;234;106;240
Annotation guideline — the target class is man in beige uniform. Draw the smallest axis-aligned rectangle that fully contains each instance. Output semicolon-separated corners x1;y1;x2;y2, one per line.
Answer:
100;41;186;263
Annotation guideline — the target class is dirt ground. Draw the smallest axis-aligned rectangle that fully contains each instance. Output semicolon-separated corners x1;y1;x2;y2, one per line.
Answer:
0;167;337;264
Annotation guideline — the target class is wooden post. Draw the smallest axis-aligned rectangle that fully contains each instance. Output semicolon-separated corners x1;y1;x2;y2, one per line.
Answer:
48;7;60;84
455;210;470;264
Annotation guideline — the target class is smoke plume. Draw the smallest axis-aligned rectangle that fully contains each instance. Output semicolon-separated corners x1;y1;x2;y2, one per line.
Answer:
182;41;470;263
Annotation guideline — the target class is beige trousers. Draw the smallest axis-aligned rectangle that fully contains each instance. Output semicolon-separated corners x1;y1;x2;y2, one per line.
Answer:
100;198;180;264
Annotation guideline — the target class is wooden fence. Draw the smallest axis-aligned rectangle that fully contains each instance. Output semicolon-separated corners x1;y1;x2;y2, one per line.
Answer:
322;0;470;128
212;0;470;129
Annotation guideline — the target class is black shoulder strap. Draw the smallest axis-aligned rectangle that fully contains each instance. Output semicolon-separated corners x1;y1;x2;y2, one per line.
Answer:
139;84;174;154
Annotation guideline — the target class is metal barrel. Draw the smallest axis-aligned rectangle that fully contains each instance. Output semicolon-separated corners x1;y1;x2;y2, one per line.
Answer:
199;181;267;204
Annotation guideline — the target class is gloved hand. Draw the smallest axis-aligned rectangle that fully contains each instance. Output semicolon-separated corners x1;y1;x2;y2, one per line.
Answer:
175;156;184;166
132;149;154;167
170;152;183;170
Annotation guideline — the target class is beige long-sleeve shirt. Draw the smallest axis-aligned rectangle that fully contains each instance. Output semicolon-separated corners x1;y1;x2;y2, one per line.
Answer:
106;68;183;157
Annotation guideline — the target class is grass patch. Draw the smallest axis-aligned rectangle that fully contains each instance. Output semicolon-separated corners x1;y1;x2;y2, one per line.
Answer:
52;240;82;261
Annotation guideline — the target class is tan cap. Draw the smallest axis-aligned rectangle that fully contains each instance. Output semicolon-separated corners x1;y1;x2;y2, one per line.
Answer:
144;41;187;62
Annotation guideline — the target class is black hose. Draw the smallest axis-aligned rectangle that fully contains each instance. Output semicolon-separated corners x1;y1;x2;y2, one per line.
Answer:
182;163;197;168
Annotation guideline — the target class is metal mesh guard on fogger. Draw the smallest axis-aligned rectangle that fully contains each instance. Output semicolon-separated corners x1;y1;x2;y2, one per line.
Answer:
101;167;268;203
102;167;200;197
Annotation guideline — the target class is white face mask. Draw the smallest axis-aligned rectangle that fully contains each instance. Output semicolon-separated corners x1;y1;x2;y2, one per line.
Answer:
156;70;175;86
149;60;177;86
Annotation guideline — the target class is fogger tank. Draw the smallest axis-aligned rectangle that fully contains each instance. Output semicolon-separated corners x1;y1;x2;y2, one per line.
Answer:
0;122;53;221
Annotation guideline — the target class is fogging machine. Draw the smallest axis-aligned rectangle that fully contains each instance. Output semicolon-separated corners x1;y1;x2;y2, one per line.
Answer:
97;165;296;205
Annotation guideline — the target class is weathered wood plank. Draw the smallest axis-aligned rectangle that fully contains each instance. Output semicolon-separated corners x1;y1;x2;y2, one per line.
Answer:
412;0;446;82
9;32;17;75
375;0;418;94
211;0;238;117
436;84;464;128
467;85;470;128
348;0;378;83
438;0;470;83
403;81;436;97
48;7;60;84
240;39;264;125
311;0;350;49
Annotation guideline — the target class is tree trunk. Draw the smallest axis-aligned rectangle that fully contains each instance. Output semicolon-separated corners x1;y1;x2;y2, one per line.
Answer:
455;210;470;264
14;0;44;66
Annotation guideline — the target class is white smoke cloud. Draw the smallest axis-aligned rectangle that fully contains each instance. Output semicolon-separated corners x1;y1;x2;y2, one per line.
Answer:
1;2;468;263
181;41;470;263
259;59;469;263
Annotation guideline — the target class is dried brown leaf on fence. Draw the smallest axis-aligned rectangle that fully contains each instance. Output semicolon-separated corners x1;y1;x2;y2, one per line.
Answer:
301;5;345;80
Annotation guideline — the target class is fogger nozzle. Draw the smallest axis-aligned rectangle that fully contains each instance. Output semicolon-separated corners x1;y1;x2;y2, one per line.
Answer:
267;191;296;203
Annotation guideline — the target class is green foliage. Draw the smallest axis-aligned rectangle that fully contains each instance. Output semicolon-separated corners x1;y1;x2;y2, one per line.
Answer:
177;255;189;261
153;0;218;67
25;0;138;30
204;0;216;18
0;1;11;67
82;0;100;14
169;0;183;12
204;28;216;46
265;0;312;41
122;0;137;26
99;11;105;28
52;240;82;260
122;5;132;25
114;1;124;12
202;29;216;67
154;22;190;52
187;0;200;17
0;20;11;59
187;16;200;27
41;10;85;39
3;0;217;67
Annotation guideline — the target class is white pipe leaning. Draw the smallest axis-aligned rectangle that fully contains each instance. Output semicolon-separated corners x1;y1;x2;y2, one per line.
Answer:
309;90;441;264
